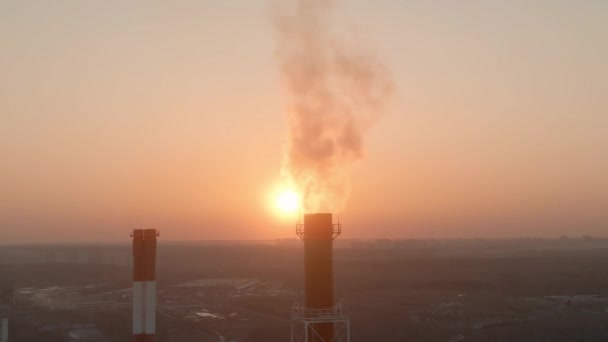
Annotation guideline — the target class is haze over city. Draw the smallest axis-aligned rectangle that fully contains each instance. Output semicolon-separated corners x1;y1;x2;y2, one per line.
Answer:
1;0;607;243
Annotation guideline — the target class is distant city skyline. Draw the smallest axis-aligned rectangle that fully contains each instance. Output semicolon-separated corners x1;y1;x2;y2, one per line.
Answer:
1;1;607;242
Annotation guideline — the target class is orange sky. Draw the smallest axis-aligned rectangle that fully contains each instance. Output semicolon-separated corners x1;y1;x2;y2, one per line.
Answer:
1;1;607;242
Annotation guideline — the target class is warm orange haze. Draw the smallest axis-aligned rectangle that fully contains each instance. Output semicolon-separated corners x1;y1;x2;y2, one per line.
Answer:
2;2;608;342
1;1;607;243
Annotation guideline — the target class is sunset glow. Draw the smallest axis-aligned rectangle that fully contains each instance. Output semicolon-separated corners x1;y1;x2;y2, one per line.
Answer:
0;1;606;242
276;190;300;215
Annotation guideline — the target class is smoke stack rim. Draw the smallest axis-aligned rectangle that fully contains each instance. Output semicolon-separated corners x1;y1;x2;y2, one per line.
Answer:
132;229;144;236
296;213;341;240
143;229;159;238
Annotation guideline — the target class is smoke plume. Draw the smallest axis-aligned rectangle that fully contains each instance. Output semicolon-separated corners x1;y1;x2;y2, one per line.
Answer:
275;0;392;213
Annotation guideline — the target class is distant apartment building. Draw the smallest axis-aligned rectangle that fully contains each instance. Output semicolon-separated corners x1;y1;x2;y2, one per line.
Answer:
0;316;7;342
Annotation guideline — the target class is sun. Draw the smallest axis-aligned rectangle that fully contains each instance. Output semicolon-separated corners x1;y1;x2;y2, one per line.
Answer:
276;190;300;214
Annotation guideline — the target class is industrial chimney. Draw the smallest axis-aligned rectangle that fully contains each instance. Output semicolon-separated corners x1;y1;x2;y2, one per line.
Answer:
291;213;350;342
132;229;158;342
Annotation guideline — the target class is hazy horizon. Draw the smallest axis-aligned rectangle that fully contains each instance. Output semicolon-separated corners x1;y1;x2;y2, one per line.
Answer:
1;0;607;243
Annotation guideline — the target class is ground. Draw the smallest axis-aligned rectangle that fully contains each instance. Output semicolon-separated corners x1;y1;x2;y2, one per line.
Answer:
2;238;608;341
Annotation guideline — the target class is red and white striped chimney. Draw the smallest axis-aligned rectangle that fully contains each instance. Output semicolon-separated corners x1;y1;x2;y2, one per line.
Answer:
132;229;158;342
132;229;145;342
143;229;157;342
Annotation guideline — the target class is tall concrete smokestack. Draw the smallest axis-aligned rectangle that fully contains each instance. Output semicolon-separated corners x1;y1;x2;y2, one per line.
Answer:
292;213;349;342
304;213;334;309
132;229;158;342
143;229;157;342
303;213;335;340
132;229;145;342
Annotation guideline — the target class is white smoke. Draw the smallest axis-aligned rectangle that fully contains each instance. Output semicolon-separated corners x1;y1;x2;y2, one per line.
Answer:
275;0;393;213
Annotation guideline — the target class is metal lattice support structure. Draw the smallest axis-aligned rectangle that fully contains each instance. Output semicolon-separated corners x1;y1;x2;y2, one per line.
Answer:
291;297;350;342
